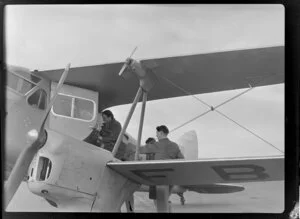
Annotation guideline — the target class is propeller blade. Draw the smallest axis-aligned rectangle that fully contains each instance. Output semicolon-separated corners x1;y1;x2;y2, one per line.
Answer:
118;62;129;76
118;47;138;77
129;46;137;59
4;63;71;210
4;131;45;208
39;63;71;132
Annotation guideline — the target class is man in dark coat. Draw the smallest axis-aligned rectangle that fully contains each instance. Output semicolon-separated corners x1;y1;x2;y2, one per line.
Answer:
139;125;184;211
84;110;125;159
98;110;122;153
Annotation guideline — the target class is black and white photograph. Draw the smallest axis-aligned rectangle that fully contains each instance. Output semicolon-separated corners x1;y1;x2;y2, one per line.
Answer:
4;4;285;213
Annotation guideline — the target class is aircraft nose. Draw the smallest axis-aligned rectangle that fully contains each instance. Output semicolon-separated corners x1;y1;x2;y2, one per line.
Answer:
27;154;56;199
35;156;53;181
5;88;45;164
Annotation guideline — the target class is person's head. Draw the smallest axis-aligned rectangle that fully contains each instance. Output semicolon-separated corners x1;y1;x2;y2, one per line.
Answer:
101;110;114;123
156;125;169;140
145;137;156;144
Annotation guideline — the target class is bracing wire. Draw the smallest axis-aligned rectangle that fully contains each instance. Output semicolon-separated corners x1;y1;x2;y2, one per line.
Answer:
170;108;212;133
215;110;284;154
159;75;211;108
157;74;284;154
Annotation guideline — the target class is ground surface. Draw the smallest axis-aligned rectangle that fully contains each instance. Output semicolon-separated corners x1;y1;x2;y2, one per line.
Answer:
6;181;284;213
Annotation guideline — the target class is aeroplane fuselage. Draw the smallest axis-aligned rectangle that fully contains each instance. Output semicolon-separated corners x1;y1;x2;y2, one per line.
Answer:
5;65;196;210
5;65;140;210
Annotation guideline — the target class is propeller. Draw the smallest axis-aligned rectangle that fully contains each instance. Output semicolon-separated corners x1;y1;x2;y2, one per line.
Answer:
118;46;138;77
4;63;71;209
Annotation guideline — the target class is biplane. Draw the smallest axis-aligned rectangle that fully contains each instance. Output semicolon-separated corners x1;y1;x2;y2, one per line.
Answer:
4;45;284;212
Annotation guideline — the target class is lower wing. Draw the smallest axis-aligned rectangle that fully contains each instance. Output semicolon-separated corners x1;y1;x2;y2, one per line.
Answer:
138;183;245;194
107;155;283;186
182;183;245;194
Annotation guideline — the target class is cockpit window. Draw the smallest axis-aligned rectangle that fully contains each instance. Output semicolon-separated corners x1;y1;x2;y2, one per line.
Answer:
18;71;41;84
29;74;41;84
8;66;41;84
52;94;95;121
7;72;19;90
7;71;37;95
27;88;47;110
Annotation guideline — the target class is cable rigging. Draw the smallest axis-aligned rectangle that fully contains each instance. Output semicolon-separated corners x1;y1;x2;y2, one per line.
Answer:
157;74;284;154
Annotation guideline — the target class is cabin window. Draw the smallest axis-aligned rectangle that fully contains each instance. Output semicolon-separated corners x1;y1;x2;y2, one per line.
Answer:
73;98;94;120
52;94;95;121
27;88;47;110
7;71;36;95
53;94;72;117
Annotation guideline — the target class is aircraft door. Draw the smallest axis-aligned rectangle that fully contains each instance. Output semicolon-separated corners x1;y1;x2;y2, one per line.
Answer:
49;82;98;140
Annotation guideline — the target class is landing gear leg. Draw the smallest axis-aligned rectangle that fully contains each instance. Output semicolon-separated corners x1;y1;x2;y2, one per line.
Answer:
156;185;171;212
178;192;185;205
125;194;134;212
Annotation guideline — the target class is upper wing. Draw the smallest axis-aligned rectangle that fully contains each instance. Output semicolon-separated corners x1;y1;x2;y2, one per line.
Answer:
35;46;284;110
107;155;283;186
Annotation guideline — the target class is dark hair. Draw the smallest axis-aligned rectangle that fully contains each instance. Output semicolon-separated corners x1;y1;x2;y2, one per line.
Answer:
145;137;156;144
102;110;114;119
156;125;169;135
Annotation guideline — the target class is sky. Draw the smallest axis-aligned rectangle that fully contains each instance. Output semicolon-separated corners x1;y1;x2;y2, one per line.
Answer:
5;4;284;159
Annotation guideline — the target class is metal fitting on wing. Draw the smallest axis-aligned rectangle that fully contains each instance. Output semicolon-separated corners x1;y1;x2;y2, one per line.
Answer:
120;58;158;93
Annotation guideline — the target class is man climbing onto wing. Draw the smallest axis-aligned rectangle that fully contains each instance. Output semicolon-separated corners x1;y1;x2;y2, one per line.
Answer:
139;125;184;211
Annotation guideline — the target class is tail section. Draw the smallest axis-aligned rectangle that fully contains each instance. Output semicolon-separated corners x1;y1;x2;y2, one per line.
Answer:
177;130;198;160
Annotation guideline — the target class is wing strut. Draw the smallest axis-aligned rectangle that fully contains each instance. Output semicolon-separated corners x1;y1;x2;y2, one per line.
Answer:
112;57;157;160
113;57;168;212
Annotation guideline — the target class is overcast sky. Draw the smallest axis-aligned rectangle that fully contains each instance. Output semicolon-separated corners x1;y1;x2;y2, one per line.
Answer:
5;4;284;158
